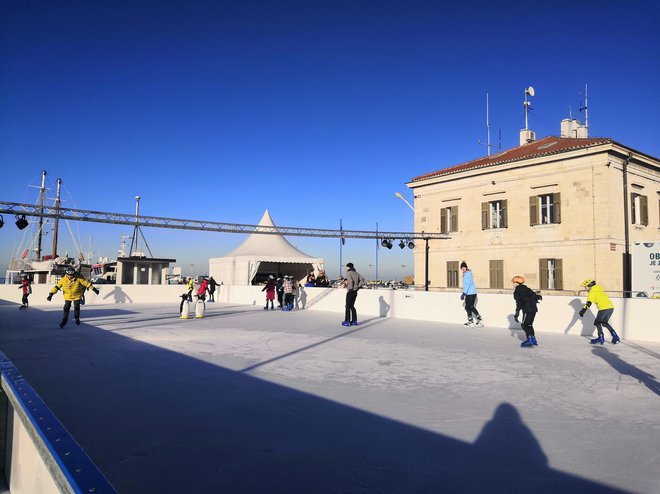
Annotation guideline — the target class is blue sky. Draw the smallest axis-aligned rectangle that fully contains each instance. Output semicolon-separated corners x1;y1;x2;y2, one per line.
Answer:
1;0;659;280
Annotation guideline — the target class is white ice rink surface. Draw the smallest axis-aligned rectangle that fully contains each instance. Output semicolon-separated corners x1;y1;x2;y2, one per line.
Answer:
0;302;658;493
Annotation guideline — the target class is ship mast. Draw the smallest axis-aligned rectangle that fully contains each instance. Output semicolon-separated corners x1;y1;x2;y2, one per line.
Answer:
36;170;46;260
52;178;62;258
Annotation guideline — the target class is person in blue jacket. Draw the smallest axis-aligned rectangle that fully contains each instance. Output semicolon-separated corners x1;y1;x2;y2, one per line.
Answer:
461;261;483;327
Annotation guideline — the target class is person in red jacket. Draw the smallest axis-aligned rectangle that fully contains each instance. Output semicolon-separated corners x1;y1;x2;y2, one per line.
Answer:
262;275;276;310
18;273;32;309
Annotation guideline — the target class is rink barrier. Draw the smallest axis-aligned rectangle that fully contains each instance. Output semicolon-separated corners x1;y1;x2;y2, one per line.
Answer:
0;352;117;493
0;284;658;343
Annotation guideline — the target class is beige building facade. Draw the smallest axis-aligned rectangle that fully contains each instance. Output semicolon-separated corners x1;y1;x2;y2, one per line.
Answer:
406;134;660;294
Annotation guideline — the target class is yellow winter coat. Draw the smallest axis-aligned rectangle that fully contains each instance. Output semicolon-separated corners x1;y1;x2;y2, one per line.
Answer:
587;284;614;310
50;275;94;301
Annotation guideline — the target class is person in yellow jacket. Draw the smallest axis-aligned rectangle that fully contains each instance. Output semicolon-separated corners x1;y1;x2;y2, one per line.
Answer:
579;279;620;345
48;267;99;328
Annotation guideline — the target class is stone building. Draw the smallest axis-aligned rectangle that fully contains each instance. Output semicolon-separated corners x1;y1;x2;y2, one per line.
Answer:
406;122;660;293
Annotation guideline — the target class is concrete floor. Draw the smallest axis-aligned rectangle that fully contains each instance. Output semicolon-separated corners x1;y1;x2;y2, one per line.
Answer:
0;301;658;493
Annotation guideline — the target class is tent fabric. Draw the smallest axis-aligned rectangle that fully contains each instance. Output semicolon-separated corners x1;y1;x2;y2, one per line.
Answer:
208;210;324;285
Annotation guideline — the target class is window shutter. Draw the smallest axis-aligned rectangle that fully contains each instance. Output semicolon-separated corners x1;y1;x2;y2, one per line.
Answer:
529;196;538;226
555;258;563;290
489;260;496;288
640;195;648;226
451;206;458;232
501;199;508;228
539;258;548;289
440;209;447;233
631;193;637;224
481;202;488;230
553;192;561;223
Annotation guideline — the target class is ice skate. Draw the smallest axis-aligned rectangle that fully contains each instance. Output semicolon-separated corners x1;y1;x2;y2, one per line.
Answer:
520;336;534;348
18;305;27;310
610;331;621;344
59;319;67;329
75;318;81;326
350;321;358;326
464;319;475;327
341;321;350;327
590;334;605;345
530;336;538;346
474;318;484;327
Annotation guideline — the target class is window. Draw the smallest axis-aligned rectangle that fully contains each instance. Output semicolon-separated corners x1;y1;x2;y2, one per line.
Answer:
631;193;648;226
530;193;561;225
539;258;563;290
481;200;508;229
489;260;504;289
447;261;460;288
440;206;458;233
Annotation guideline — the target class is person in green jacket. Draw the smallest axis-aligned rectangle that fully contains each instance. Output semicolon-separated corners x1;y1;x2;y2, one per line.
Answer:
579;279;620;345
48;267;99;328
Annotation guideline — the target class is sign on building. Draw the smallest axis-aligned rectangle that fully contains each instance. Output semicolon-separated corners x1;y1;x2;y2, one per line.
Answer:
632;242;660;297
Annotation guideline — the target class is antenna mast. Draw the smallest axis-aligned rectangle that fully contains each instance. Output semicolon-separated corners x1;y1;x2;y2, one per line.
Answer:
579;83;588;130
486;93;491;156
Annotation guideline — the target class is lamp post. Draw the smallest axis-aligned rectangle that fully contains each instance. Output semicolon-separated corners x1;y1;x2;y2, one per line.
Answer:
394;191;430;291
401;264;406;284
394;192;414;212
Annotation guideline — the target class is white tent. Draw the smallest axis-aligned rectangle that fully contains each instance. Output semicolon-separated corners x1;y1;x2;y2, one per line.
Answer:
208;210;325;285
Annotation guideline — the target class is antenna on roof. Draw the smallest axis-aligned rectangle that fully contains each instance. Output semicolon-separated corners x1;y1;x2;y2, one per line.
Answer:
477;92;501;156
523;86;534;130
579;83;588;130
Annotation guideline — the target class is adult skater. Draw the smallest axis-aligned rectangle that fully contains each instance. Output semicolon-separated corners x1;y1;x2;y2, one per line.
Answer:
276;276;284;309
47;267;99;328
512;276;541;347
579;279;621;345
18;273;32;309
342;262;365;326
196;278;209;300
460;261;483;327
207;276;220;302
262;275;276;310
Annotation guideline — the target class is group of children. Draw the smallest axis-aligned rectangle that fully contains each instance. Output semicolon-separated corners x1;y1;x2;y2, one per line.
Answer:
262;275;297;311
460;261;620;348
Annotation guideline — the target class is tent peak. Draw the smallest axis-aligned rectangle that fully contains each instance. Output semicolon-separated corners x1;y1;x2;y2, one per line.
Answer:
259;210;276;228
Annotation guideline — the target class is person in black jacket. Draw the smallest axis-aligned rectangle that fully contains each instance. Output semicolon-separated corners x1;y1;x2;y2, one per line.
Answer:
512;275;541;348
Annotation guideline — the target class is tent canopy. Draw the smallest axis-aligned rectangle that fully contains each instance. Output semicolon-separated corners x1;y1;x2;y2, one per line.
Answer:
208;210;324;285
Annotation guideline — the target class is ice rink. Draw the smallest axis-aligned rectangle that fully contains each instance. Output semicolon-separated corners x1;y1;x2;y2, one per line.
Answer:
0;301;658;493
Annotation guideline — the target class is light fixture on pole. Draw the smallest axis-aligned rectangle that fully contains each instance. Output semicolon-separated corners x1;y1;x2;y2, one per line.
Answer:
15;214;29;230
407;239;415;249
399;239;406;249
394;192;414;212
381;238;393;250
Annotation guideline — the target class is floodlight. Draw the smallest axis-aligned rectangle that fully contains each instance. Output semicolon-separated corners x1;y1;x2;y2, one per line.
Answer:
381;238;393;249
15;214;29;230
399;240;406;249
407;240;415;249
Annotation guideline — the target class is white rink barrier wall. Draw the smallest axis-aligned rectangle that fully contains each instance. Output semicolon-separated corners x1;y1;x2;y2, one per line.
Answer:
1;284;658;343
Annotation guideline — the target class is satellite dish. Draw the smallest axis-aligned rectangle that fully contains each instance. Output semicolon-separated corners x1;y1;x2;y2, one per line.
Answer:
527;86;535;97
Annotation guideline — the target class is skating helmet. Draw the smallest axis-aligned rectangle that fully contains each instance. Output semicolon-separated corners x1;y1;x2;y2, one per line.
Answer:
268;275;274;279
21;273;27;278
65;267;75;275
581;278;595;287
511;276;525;284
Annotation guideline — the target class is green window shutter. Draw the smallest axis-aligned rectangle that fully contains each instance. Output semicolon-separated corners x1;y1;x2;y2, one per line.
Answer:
501;199;508;228
481;202;489;230
539;258;548;289
553;192;561;223
440;208;447;233
555;258;563;290
640;195;648;226
529;196;538;226
631;193;637;224
489;260;496;288
451;206;458;232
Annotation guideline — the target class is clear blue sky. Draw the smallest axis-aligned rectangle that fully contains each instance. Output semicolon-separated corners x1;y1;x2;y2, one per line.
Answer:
2;0;659;280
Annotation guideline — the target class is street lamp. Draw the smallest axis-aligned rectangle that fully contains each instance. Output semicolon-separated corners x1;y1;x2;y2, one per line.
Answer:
401;264;406;283
394;192;414;212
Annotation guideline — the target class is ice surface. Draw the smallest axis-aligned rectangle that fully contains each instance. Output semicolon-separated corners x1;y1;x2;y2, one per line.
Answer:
0;302;658;493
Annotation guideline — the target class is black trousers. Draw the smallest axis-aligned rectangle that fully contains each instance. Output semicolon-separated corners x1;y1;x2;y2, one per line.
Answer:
62;299;81;322
594;308;615;335
521;311;536;337
22;293;29;306
464;294;481;319
345;290;358;322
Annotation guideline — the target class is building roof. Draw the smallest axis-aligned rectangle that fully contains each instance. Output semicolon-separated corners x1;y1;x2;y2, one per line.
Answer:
410;136;614;183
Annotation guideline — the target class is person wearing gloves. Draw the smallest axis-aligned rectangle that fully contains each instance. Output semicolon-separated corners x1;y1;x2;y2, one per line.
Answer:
18;273;32;309
579;279;620;345
460;261;483;327
512;276;541;347
48;267;99;328
342;262;366;326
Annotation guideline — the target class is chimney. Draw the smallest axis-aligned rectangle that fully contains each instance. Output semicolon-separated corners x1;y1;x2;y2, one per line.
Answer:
519;129;536;146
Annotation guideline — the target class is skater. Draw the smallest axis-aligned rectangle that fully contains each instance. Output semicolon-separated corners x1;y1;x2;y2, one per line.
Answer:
207;276;220;302
579;279;620;345
276;276;284;308
460;261;483;327
283;275;294;311
186;277;195;301
196;278;209;301
18;273;32;309
262;275;276;310
47;267;99;328
512;276;541;347
342;262;365;326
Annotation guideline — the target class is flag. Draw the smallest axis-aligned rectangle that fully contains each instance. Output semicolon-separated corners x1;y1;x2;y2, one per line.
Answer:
21;249;29;259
